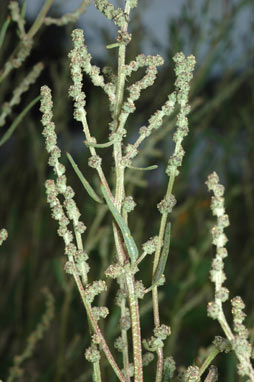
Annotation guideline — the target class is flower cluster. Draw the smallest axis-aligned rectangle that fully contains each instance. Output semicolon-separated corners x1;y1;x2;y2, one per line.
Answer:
0;62;43;127
142;235;159;255
92;306;109;321
85;344;101;363
231;296;253;377
163;356;176;380
84;280;107;303
166;53;196;178
44;0;90;26
142;352;154;367
206;172;229;320
94;0;128;28
143;324;171;352
120;54;164;126
40;86;88;283
183;366;200;382
68;28;117;128
207;173;254;380
122;196;136;212
157;195;177;214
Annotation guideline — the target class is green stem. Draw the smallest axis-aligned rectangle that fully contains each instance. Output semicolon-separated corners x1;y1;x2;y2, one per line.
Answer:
93;361;102;382
112;2;143;381
27;0;54;39
80;108;112;198
72;268;127;382
199;347;220;378
152;151;179;382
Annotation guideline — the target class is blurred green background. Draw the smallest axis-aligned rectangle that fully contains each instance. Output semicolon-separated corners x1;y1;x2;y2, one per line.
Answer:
0;0;253;381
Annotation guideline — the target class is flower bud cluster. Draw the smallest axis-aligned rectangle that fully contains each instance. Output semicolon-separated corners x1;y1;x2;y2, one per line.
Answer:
134;280;146;299
206;172;230;319
120;308;131;330
183;365;200;382
120;54;164;132
84;280;107;303
117;30;132;46
115;288;128;307
153;324;171;340
10;36;33;70
92;306;109;321
142;352;154;367
9;1;25;37
163;356;176;380
148;91;177;133
105;263;124;279
88;155;102;169
0;228;8;246
143;324;171;352
69;29;116;114
85;344;101;363
114;336;124;352
64;261;76;275
94;0;128;27
142;235;159;254
157;194;177;214
213;336;231;353
231;296;253;373
142;336;163;352
122;196;136;212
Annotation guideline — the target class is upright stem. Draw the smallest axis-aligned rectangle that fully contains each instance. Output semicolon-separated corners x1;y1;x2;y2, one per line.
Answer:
27;0;54;39
112;3;143;381
152;166;177;382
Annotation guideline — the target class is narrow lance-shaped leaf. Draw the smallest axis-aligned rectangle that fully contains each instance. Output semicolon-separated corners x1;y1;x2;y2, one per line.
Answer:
153;222;171;285
66;152;103;204
84;139;115;148
127;164;158;171
100;183;139;263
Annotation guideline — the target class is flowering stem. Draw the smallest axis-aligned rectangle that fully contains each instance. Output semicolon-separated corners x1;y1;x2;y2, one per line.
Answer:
72;268;127;382
111;2;143;381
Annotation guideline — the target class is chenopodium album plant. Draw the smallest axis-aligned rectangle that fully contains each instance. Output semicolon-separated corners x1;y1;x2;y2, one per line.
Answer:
38;1;254;381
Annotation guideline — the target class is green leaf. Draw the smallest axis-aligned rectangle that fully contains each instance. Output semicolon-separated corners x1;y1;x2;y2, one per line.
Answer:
84;139;115;148
66;152;103;204
153;222;171;285
127;164;158;171
100;183;139;263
